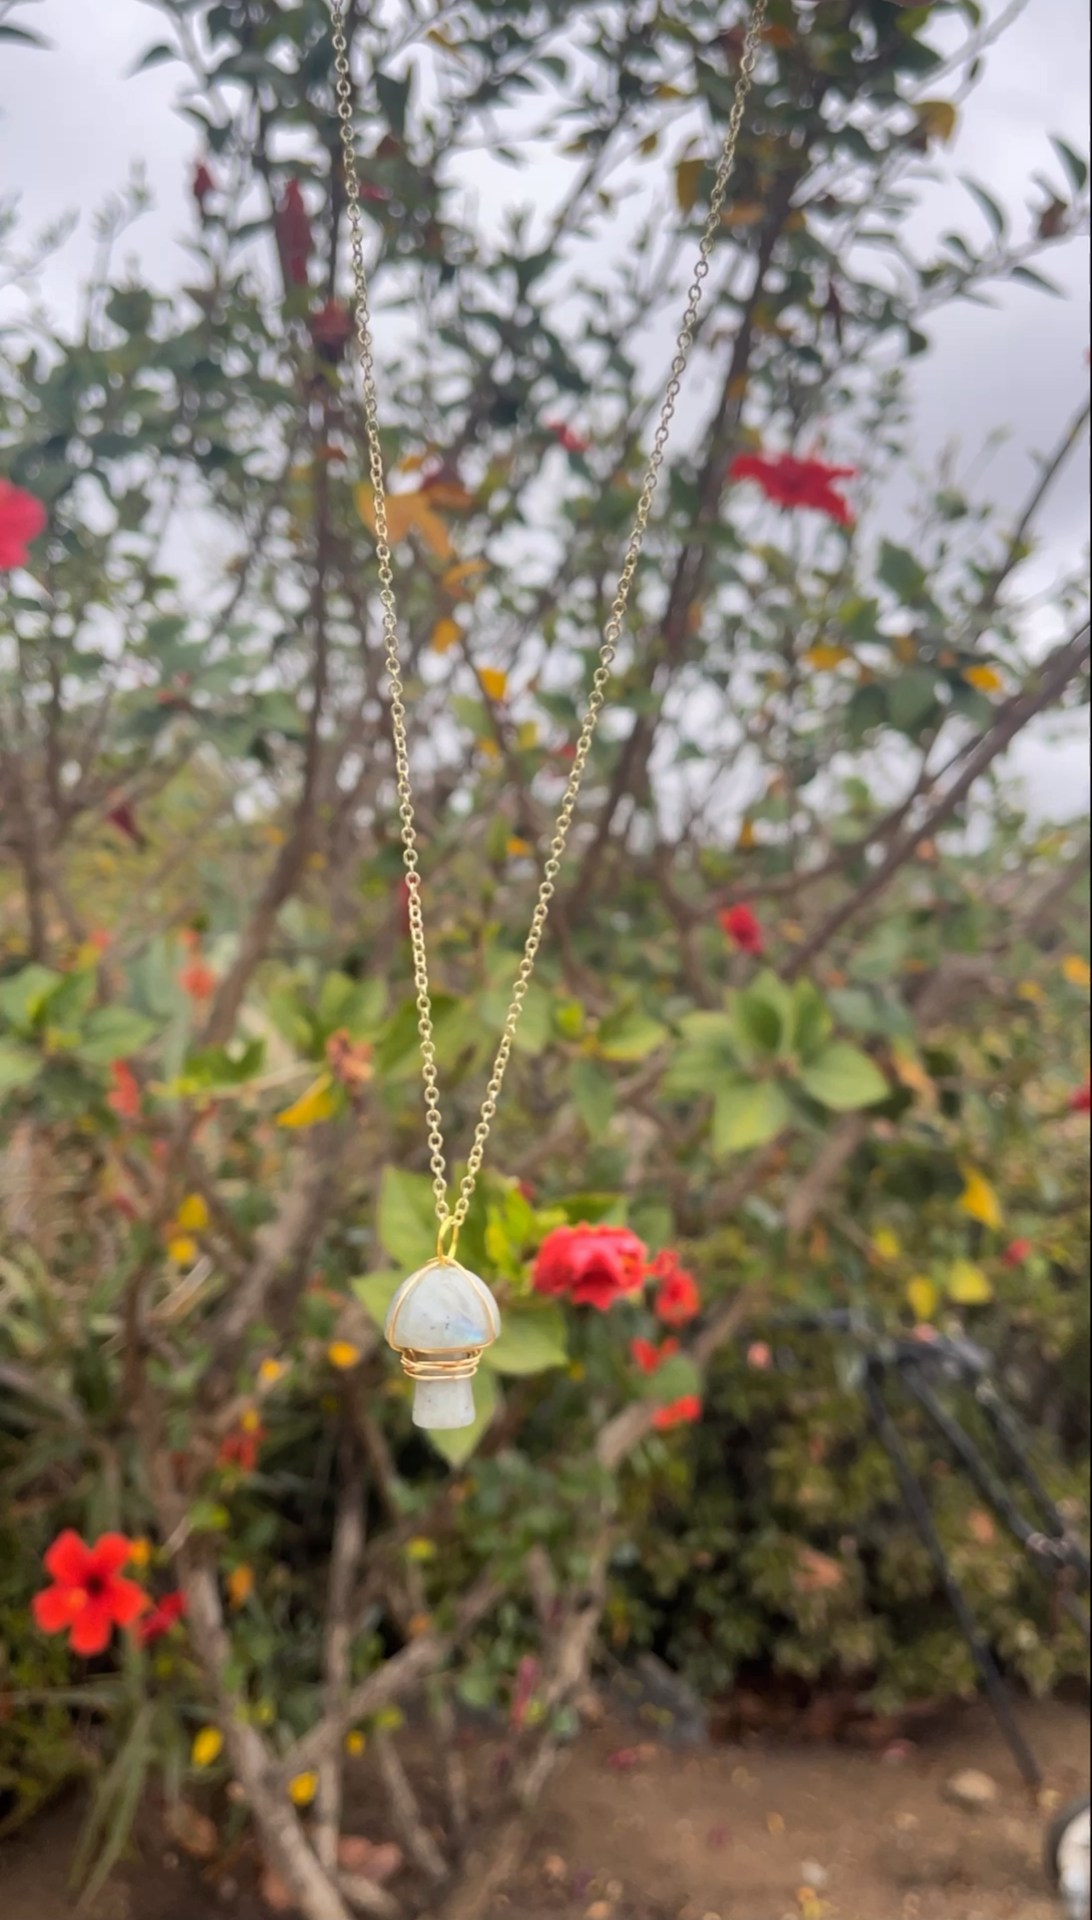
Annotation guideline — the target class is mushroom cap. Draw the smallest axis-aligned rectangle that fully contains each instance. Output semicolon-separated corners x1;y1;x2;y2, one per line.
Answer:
385;1259;501;1354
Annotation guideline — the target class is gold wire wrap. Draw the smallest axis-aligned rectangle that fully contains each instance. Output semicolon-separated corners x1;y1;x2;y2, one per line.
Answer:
330;0;768;1258
398;1349;483;1383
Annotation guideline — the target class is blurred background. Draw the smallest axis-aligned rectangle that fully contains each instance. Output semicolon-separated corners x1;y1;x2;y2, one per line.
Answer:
0;4;1089;1918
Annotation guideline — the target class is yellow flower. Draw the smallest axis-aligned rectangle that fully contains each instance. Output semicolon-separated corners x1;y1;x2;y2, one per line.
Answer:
802;643;850;671
906;1276;938;1323
258;1357;286;1387
240;1406;262;1434
516;721;538;749
1062;954;1091;989
947;1259;993;1306
1017;979;1045;1003
276;1073;335;1129
405;1537;437;1562
506;836;532;858
871;1229;901;1262
479;667;507;701
288;1771;318;1807
192;1727;223;1768
167;1236;198;1266
176;1193;209;1233
129;1537;152;1569
477;735;501;759
345;1730;366;1756
431;615;461;654
327;1341;361;1371
963;664;1004;694
959;1170;1003;1231
228;1564;254;1609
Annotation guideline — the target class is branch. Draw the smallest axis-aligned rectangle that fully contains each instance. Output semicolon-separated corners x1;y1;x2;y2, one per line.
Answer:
785;623;1091;978
314;1464;365;1878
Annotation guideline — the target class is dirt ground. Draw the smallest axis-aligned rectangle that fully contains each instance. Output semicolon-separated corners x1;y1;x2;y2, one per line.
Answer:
0;1698;1086;1920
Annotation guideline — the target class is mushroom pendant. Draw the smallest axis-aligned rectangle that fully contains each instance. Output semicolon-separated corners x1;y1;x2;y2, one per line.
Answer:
384;1259;501;1430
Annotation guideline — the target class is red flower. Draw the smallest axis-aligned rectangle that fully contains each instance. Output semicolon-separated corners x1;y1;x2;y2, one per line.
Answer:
1069;1081;1091;1113
137;1590;187;1645
0;479;47;570
630;1335;679;1375
32;1532;148;1656
746;1341;772;1370
192;162;215;212
651;1394;702;1431
719;904;765;955
532;1222;648;1312
545;420;589;456
1003;1238;1032;1267
179;960;217;1002
275;179;312;287
651;1250;701;1327
218;1424;265;1474
309;298;353;364
729;450;856;527
509;1654;540;1731
106;1060;141;1121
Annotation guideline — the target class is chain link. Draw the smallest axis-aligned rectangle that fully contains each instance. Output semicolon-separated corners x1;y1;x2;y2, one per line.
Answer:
330;0;767;1255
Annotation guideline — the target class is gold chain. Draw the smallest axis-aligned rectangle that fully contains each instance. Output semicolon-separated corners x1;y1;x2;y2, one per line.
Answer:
330;0;767;1258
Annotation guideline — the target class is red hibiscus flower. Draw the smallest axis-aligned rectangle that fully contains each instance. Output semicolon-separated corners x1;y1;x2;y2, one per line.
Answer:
137;1590;187;1645
179;960;217;1002
630;1335;679;1375
0;479;47;569
1069;1081;1091;1114
275;179;312;287
106;1060;141;1121
32;1532;148;1656
651;1251;701;1327
729;450;856;527
532;1222;648;1311
651;1394;702;1431
545;420;589;455
1002;1238;1032;1267
719;903;765;955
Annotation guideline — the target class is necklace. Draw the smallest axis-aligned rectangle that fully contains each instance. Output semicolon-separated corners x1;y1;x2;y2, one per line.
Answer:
329;0;767;1428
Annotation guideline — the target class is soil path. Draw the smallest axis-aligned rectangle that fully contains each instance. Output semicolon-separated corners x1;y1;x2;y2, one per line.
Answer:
0;1698;1086;1920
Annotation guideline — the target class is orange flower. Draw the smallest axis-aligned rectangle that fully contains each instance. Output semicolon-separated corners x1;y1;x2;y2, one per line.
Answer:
106;1060;141;1120
179;960;217;1001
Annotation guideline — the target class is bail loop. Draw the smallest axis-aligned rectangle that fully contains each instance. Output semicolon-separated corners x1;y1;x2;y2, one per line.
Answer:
436;1215;460;1263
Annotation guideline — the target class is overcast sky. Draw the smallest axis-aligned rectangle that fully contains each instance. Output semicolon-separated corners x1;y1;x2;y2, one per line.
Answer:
2;0;1089;817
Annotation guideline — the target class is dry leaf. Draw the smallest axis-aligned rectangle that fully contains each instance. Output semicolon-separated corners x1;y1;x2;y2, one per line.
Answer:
431;616;462;653
963;663;1003;694
176;1192;209;1232
947;1258;992;1305
479;667;507;701
959;1169;1003;1231
675;157;704;212
802;643;851;671
276;1073;335;1128
167;1802;218;1860
906;1276;938;1322
916;98;959;146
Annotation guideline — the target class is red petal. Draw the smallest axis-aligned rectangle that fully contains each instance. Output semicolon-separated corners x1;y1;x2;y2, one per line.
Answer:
87;1533;135;1579
107;1577;149;1628
44;1530;92;1588
69;1600;115;1656
33;1584;79;1633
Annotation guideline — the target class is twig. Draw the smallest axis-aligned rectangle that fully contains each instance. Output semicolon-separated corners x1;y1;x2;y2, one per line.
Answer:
315;1464;366;1878
374;1731;448;1883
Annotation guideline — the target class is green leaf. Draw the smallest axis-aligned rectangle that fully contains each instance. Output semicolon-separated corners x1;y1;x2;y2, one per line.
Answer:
595;1006;668;1061
129;42;176;74
713;1080;793;1154
1049;134;1088;194
961;175;1006;238
0;963;63;1029
77;1007;159;1065
0;23;52;47
733;974;790;1059
662;1013;739;1095
1007;264;1064;297
877;541;928;603
481;1304;568;1376
377;1167;437;1270
571;1058;615;1135
798;1042;888;1111
0;1040;40;1095
428;1366;498;1468
352;1269;403;1328
788;981;832;1062
638;1353;701;1404
888;668;939;735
